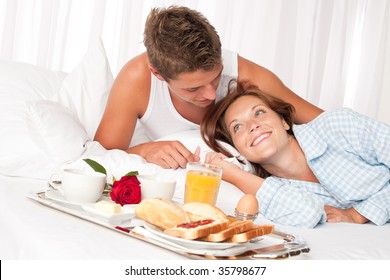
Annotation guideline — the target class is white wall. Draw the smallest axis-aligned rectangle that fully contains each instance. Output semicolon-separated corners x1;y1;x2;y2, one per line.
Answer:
377;16;390;125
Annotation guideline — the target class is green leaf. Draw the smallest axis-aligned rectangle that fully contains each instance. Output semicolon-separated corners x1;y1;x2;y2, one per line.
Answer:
124;171;139;176
102;183;112;196
83;158;107;175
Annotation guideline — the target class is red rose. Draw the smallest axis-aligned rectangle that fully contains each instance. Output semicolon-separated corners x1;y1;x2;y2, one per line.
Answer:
110;175;141;206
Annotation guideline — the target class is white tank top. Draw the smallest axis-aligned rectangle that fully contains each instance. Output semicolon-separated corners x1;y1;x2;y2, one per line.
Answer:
134;49;238;144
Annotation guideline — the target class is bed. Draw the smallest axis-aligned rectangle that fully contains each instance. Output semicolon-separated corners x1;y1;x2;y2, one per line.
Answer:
1;38;390;261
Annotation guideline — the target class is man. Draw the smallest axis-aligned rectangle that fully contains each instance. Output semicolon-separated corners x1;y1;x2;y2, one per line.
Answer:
94;6;322;169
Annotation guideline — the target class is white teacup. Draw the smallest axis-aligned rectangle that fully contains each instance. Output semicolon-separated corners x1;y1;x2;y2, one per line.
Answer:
50;168;106;204
138;174;176;200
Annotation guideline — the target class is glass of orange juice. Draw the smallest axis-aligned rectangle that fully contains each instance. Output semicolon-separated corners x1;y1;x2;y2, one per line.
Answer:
184;162;222;205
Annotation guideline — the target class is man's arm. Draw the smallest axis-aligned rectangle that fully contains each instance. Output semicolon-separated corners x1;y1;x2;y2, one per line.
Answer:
94;53;148;151
238;56;323;124
94;53;199;169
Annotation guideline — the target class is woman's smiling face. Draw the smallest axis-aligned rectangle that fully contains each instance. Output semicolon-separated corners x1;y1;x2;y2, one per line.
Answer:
224;95;291;164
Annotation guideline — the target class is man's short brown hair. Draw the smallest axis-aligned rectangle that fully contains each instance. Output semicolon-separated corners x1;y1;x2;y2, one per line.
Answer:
144;6;222;81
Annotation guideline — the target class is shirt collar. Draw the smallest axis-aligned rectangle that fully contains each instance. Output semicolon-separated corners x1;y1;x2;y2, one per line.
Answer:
292;123;328;161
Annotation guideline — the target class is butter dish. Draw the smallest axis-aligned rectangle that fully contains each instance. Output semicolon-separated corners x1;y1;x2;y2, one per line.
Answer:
81;203;135;225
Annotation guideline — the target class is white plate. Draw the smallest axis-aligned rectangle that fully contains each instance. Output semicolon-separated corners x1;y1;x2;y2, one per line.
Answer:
81;204;135;224
143;222;245;250
134;226;249;257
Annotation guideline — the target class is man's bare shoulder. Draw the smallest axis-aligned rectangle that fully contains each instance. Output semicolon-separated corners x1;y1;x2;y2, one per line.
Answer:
118;52;151;83
237;55;270;80
237;55;323;123
114;53;151;97
111;53;151;114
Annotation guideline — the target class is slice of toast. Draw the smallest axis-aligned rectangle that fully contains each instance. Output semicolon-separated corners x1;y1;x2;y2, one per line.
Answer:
203;220;255;242
135;198;189;230
228;224;274;243
182;202;227;222
228;220;256;233
164;219;229;240
201;226;237;242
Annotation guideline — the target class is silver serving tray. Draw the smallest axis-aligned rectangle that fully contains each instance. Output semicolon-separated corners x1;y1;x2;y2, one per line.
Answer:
29;190;310;260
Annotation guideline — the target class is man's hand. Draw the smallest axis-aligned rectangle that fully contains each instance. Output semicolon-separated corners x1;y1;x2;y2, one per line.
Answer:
129;141;200;169
325;205;369;224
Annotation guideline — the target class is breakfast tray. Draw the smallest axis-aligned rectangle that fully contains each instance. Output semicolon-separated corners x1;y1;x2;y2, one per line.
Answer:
29;190;310;260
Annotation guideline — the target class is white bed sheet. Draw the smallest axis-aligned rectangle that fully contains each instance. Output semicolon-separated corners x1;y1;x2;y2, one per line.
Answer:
0;175;185;260
1;55;390;261
1;173;390;260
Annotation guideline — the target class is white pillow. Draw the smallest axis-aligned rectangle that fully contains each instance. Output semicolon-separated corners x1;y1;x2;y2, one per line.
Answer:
0;60;66;100
26;100;88;163
0;37;113;179
0;61;66;178
54;37;114;139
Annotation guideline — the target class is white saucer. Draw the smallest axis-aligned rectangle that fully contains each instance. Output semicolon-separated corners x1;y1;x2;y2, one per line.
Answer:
45;189;137;224
45;189;85;206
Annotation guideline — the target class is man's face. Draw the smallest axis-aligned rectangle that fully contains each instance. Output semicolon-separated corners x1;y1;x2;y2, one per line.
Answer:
166;64;223;108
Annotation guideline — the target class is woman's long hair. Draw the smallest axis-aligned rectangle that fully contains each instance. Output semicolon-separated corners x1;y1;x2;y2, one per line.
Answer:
200;80;295;178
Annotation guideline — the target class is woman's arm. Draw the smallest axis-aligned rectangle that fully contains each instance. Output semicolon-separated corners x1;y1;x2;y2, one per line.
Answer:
333;109;390;225
325;206;369;224
205;152;263;194
206;152;325;228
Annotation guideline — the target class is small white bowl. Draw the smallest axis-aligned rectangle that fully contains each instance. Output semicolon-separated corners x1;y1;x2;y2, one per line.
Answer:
138;174;176;201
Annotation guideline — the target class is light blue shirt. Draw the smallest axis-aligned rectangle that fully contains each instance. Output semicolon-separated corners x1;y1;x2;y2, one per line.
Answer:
256;108;390;228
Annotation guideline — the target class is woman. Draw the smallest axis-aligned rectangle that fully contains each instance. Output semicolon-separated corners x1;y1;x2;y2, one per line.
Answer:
201;81;390;228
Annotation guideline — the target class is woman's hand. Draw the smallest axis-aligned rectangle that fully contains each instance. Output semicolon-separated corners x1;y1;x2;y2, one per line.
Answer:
205;151;239;171
205;152;264;195
325;205;369;224
204;152;241;183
